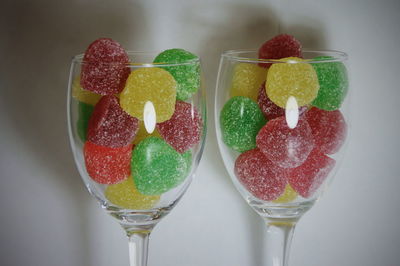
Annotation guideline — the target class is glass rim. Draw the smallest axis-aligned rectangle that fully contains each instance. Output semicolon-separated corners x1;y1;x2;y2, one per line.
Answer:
71;51;200;67
221;49;348;63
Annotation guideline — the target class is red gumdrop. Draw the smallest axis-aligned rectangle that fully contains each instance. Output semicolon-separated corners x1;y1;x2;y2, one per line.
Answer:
288;149;335;198
305;107;347;155
157;101;202;153
256;116;314;168
257;82;285;120
83;141;132;184
81;38;130;95
235;149;287;201
87;95;139;148
258;34;302;68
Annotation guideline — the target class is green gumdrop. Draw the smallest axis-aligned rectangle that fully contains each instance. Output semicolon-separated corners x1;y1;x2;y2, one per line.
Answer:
311;56;349;111
131;137;188;195
220;96;267;152
77;101;94;142
153;48;200;101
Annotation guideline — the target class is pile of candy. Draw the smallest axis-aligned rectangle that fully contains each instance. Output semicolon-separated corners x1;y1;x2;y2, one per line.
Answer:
73;38;202;209
221;34;348;202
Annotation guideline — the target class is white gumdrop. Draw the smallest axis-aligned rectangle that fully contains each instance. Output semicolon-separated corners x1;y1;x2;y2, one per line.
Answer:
144;101;156;133
285;96;299;129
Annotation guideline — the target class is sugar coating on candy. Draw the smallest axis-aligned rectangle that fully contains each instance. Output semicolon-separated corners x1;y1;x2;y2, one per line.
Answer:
84;141;132;184
87;95;139;148
256;116;314;168
258;34;302;68
235;149;287;201
266;57;319;108
105;177;160;210
77;102;94;142
311;56;349;110
72;77;102;105
230;63;267;101
288;149;335;198
257;82;285;120
131;137;188;195
272;184;298;203
157;101;202;153
132;121;161;145
220;96;266;153
153;49;200;101
120;68;177;123
83;38;128;62
81;38;130;95
306;107;347;155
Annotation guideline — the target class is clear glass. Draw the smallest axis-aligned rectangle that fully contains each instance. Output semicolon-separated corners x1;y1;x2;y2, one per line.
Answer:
67;51;206;266
215;50;349;266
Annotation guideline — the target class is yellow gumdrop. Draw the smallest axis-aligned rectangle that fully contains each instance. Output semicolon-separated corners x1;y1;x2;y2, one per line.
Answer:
120;68;176;122
72;77;101;105
266;57;319;108
273;184;297;203
132;121;161;145
230;63;267;101
105;177;160;210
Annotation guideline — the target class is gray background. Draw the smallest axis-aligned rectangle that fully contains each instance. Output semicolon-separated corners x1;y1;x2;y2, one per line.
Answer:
1;0;399;265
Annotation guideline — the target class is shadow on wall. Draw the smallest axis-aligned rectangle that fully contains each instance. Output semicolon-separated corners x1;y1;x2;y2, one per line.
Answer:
180;2;280;188
283;21;328;49
0;0;147;265
182;3;327;266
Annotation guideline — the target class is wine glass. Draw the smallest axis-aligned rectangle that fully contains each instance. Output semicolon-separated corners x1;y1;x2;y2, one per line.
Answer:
67;51;206;266
215;49;349;266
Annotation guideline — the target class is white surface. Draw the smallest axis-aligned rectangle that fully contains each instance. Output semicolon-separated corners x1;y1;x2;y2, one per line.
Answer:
1;0;400;265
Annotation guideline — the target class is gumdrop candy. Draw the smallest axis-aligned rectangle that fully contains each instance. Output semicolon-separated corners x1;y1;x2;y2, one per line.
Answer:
72;77;101;105
305;107;347;155
311;56;349;110
258;82;308;120
256;116;314;168
131;137;188;195
288;149;335;198
272;184;298;203
266;57;319;108
235;149;287;201
120;68;177;123
153;48;200;101
157;101;202;153
230;63;267;101
77;102;94;142
257;82;285;120
105;177;160;210
87;95;139;148
81;38;130;95
258;34;302;68
132;121;161;145
84;141;132;184
220;96;266;153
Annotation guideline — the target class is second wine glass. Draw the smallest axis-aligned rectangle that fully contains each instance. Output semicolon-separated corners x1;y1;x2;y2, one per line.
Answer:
215;49;349;266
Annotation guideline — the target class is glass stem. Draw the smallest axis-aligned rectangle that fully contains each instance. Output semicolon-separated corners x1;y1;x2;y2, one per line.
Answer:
264;220;296;266
127;230;151;266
